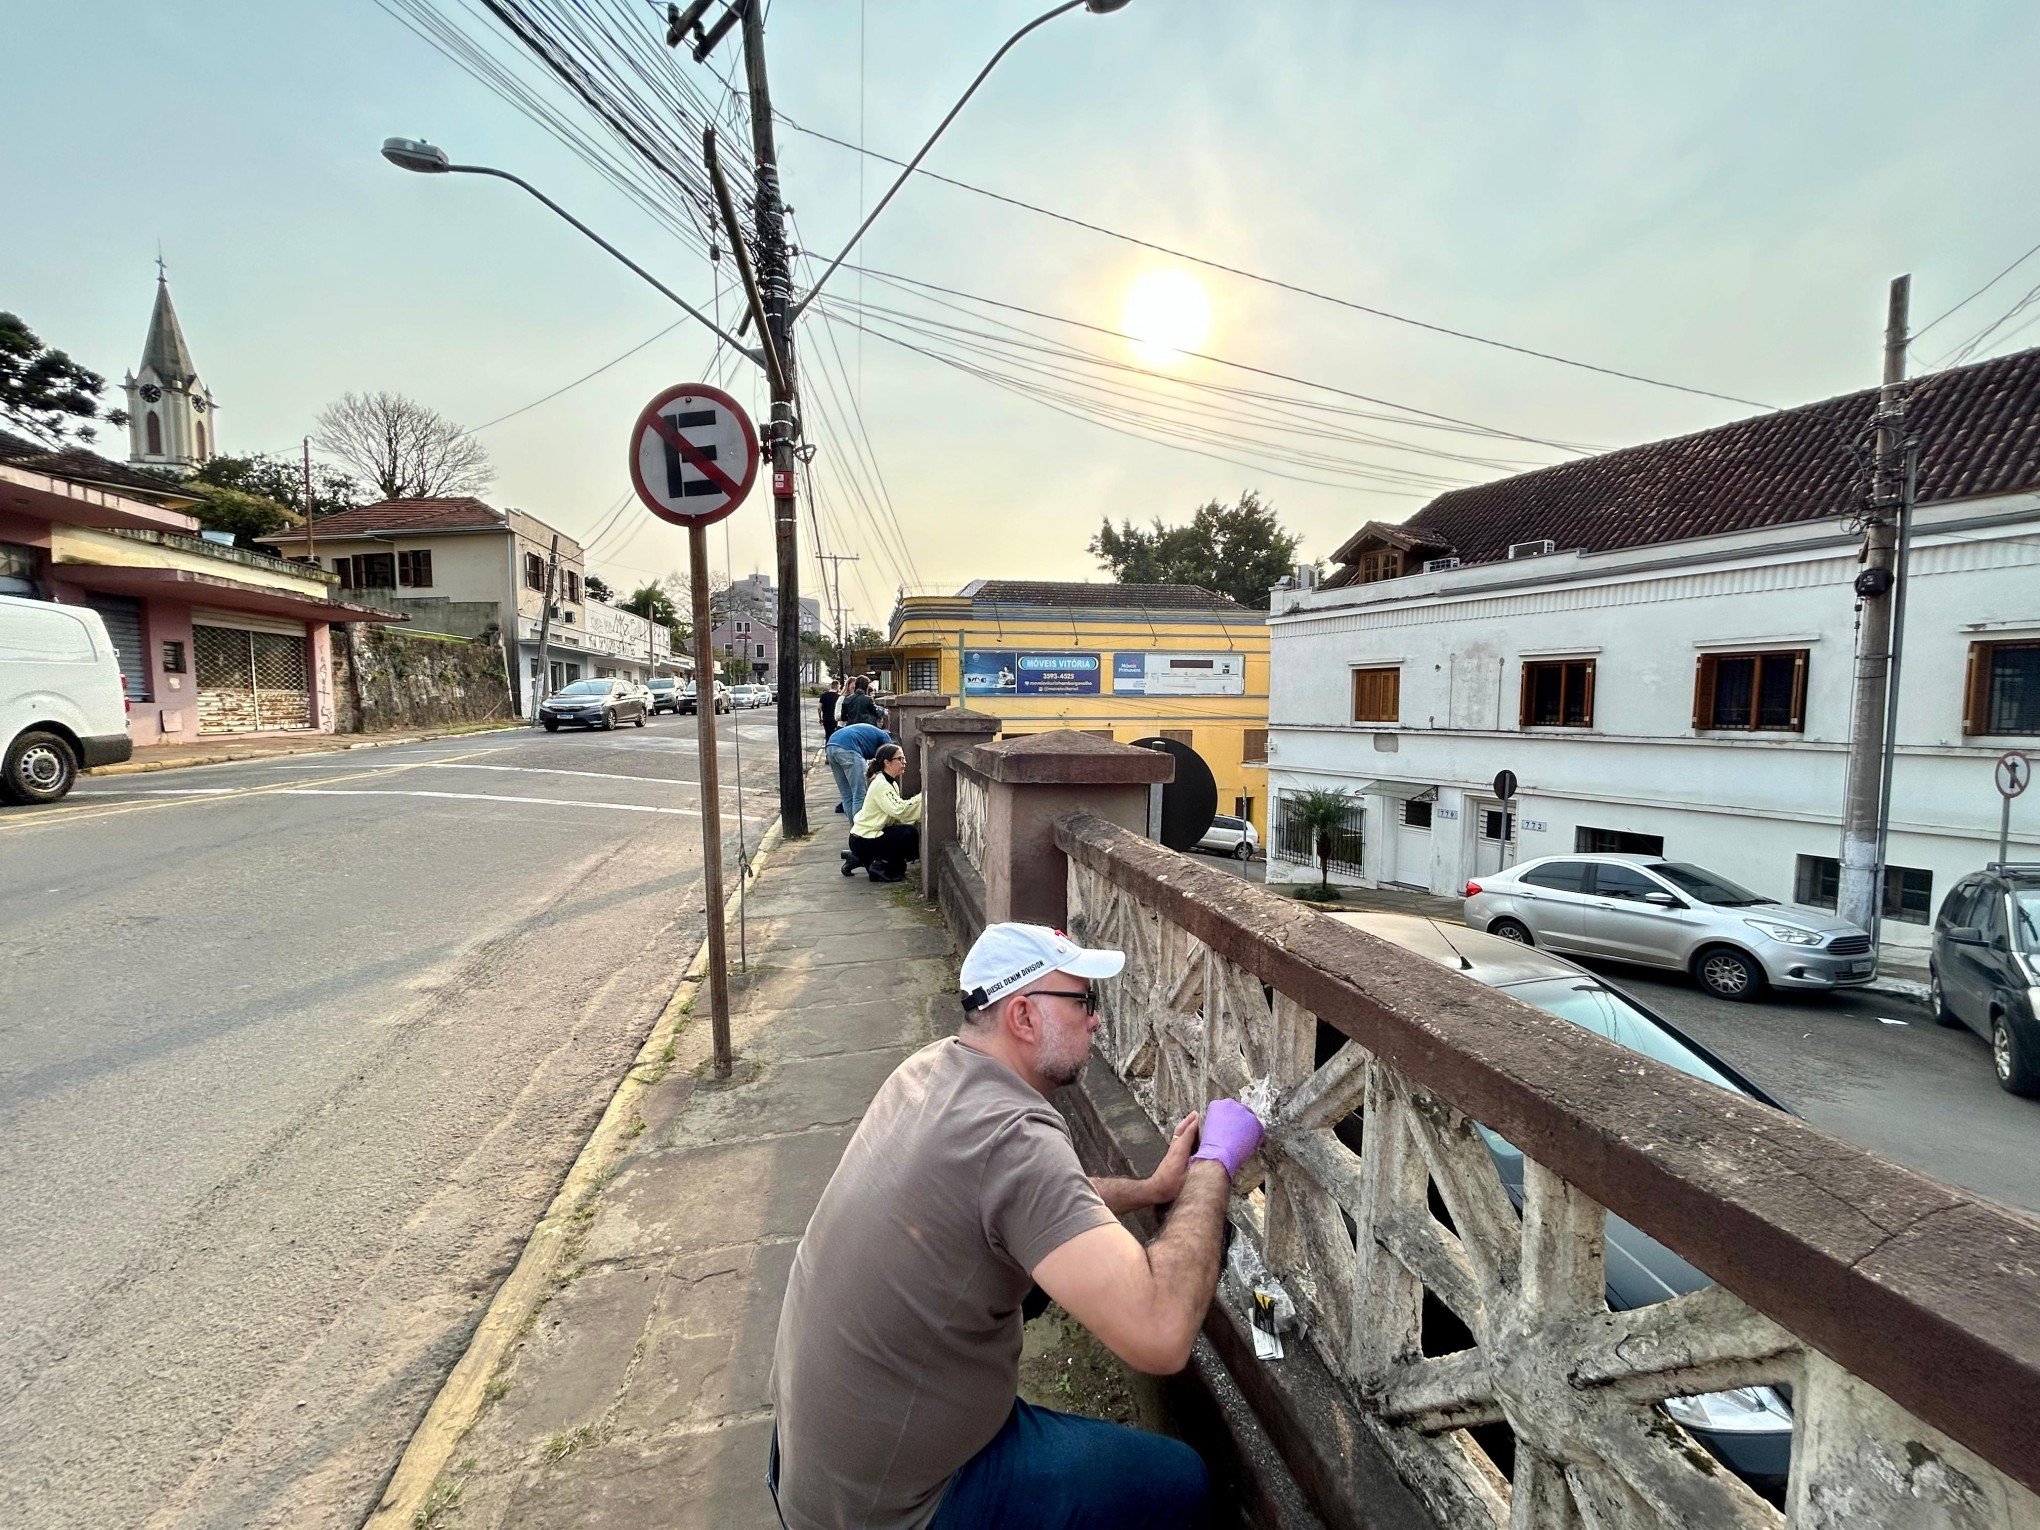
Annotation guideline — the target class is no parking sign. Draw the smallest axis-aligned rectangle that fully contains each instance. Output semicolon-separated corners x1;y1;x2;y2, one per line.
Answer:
628;382;760;527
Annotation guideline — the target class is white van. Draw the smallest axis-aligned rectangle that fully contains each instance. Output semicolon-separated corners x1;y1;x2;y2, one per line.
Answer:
0;593;134;804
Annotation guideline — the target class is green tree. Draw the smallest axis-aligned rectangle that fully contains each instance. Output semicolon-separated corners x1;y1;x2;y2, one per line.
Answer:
179;483;300;549
1088;490;1303;610
620;580;687;650
190;452;365;520
798;627;837;677
1287;788;1356;899
0;311;126;448
584;573;615;605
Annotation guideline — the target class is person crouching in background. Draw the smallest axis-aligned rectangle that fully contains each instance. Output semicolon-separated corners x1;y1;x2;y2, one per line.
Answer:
844;743;921;883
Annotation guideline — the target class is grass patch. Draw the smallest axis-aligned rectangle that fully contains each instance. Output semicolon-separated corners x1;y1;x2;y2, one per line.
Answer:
412;1463;470;1529
481;1376;509;1405
540;1423;605;1463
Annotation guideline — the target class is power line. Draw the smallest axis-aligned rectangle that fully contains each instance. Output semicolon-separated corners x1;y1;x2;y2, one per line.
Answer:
1911;235;2040;342
775;112;1777;412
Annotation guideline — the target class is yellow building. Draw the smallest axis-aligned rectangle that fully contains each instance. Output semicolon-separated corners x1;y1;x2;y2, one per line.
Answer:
863;580;1272;834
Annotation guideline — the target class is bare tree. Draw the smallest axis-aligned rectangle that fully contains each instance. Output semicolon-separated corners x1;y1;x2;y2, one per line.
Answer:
312;390;494;501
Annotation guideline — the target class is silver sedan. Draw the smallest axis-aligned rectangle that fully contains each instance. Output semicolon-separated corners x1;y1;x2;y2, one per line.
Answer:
1463;854;1876;1001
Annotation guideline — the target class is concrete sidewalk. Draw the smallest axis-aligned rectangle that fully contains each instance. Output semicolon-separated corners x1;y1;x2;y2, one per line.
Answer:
407;787;963;1527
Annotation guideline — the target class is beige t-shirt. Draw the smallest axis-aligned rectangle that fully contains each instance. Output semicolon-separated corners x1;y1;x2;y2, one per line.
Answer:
771;1037;1115;1529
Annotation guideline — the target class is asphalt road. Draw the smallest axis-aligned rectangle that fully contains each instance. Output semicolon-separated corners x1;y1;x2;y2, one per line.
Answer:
0;709;789;1529
1212;852;2040;1215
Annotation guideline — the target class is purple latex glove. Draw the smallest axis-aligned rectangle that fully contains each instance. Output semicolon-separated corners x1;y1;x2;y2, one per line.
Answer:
1189;1098;1265;1180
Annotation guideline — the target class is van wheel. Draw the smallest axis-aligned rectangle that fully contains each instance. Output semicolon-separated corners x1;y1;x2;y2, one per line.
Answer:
1487;918;1533;946
1695;945;1766;1002
1994;1014;2040;1097
4;730;80;804
1930;967;1962;1027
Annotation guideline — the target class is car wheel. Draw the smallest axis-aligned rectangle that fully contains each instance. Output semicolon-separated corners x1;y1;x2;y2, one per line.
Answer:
602;709;617;730
1486;917;1533;946
3;729;80;804
1993;1013;2040;1097
1233;841;1253;861
543;720;559;732
1930;966;1963;1028
1695;944;1766;1002
634;712;646;727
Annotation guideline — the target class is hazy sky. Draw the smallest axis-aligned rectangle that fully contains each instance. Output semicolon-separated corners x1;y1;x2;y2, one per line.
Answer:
7;2;2037;631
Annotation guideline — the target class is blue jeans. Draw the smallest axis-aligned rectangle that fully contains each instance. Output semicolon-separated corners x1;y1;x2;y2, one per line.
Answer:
769;1403;1209;1529
825;746;867;819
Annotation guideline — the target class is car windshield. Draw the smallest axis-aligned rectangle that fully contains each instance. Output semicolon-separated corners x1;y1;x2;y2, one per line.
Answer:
650;680;676;689
1649;862;1774;907
1479;978;1747;1163
557;680;611;696
2014;889;2040;954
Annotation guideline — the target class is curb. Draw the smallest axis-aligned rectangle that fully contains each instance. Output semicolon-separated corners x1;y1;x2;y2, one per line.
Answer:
92;722;526;777
363;808;793;1529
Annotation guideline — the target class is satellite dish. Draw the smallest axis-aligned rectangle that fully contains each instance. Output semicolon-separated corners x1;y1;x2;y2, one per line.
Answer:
1131;736;1218;852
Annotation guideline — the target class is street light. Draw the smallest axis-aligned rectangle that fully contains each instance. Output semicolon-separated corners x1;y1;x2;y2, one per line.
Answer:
378;137;760;363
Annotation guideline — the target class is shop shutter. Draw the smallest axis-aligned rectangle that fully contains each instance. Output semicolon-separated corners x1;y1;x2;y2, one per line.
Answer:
85;594;151;702
193;622;313;734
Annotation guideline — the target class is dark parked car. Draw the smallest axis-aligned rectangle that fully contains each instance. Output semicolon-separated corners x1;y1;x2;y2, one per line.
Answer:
1330;912;1796;1496
539;678;646;732
1930;863;2040;1095
647;677;683;715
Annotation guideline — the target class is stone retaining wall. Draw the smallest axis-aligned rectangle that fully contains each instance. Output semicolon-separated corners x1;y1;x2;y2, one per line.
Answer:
332;622;515;734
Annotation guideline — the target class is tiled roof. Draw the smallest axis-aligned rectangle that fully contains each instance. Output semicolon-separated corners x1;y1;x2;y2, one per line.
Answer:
269;497;508;538
1327;519;1451;564
1325;345;2040;582
0;427;195;498
967;580;1259;616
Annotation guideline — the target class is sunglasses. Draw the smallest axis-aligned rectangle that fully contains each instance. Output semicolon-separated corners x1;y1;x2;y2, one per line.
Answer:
1029;989;1099;1016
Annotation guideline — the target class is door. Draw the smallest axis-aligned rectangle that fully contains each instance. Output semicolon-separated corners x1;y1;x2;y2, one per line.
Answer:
84;595;149;703
1509;859;1595;951
1935;882;1985;1025
193;624;313;734
1957;889;2013;1035
1393;798;1433;890
1577;863;1694;967
1473;803;1516;876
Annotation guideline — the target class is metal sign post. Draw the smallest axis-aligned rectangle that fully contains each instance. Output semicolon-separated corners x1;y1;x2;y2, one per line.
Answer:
630;383;761;1079
1492;769;1519;870
1996;751;2031;866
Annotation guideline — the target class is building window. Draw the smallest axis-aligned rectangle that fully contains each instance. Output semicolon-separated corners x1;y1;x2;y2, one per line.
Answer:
196;422;206;460
1402;798;1432;830
755;643;767;659
397;549;434;588
145;410;162;455
336;552;396;589
1694;650;1806;731
1576;826;1665;855
1356;548;1403;584
523;552;545;591
1794;854;1932;925
1278;791;1364;876
736;620;749;636
563;571;580;604
1964;640;2040;735
1351;666;1400;724
1160;729;1194;746
161;639;187;674
906;658;940;692
1241;728;1268;763
1481;808;1516;843
1520;658;1595;728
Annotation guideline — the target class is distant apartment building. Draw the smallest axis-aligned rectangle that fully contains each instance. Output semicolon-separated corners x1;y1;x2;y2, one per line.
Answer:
1266;347;2040;949
714;573;823;682
261;497;683;707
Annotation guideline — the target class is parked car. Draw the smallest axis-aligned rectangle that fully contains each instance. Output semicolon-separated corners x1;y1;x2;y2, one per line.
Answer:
677;682;733;716
1930;864;2040;1095
730;683;771;709
646;677;684;715
0;593;133;804
1463;854;1875;1001
1195;813;1259;861
538;678;645;731
623;679;656;714
1328;910;1796;1495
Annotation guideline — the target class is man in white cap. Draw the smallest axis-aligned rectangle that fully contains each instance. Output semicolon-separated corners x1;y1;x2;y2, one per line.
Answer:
769;921;1266;1529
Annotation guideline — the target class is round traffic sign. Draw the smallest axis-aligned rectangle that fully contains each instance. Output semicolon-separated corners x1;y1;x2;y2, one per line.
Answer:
1998;751;2031;800
1131;736;1218;852
628;382;760;528
1492;769;1518;803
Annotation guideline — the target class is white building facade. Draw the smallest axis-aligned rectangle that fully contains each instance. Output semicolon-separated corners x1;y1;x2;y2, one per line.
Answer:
1267;349;2040;951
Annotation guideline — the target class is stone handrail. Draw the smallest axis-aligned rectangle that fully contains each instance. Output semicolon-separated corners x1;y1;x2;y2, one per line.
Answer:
1054;809;2040;1528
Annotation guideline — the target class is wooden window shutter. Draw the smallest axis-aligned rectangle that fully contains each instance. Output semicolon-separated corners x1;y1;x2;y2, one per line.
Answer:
1243;728;1268;762
1580;661;1597;727
1789;651;1808;730
1386;668;1401;720
1160;728;1193;745
1693;655;1716;731
1518;663;1533;727
1963;643;1988;734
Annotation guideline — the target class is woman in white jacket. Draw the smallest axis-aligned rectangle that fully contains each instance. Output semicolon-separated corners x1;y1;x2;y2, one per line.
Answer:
843;743;922;883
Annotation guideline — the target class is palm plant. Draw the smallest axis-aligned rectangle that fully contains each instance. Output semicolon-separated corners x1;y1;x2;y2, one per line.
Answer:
1287;788;1355;899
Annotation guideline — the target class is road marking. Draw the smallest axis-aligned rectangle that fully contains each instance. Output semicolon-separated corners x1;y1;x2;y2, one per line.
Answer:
281;788;705;816
258;761;750;791
69;787;242;797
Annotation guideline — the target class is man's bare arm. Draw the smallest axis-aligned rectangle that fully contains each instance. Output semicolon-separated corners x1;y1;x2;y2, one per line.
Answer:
1034;1160;1231;1374
1090;1111;1199;1216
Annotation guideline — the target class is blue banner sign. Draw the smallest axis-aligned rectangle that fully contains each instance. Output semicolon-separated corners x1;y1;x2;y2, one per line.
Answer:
963;649;1102;697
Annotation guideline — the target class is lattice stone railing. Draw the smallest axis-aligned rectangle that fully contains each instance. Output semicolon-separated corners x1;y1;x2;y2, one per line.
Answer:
1059;814;2040;1530
954;764;989;876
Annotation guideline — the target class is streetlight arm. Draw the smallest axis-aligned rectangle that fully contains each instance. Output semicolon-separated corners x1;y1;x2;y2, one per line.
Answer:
445;162;765;365
786;0;1086;324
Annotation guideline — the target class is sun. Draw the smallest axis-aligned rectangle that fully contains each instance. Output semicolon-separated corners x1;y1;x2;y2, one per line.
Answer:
1121;269;1211;368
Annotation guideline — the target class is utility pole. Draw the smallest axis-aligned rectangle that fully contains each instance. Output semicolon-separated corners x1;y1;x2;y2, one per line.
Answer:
1838;275;1911;933
532;533;560;723
302;438;315;562
740;0;809;837
817;552;859;679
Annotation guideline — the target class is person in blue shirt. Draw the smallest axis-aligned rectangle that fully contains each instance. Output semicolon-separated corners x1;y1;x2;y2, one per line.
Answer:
825;721;892;819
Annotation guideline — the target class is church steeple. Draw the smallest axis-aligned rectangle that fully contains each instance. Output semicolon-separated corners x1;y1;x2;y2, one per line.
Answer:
124;259;218;473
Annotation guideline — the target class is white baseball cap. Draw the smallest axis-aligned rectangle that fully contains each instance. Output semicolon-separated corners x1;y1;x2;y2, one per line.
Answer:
959;922;1125;1010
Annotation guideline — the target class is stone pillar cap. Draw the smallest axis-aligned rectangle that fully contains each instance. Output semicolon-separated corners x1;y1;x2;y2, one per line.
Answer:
965;729;1174;785
886;690;952;708
919;706;1003;735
